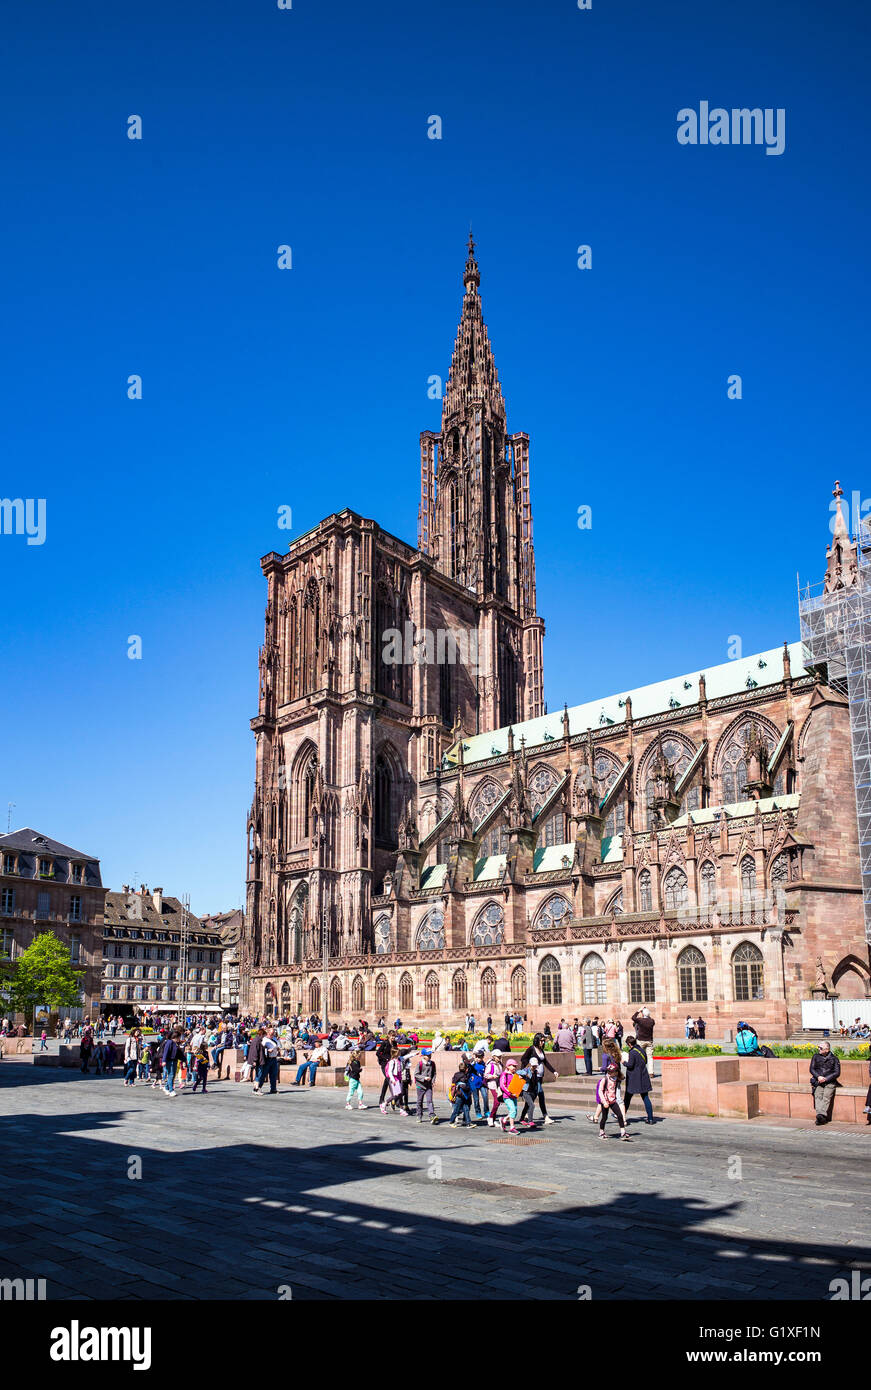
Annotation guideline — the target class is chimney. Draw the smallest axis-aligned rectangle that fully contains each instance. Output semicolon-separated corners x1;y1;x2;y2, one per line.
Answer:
152;886;163;914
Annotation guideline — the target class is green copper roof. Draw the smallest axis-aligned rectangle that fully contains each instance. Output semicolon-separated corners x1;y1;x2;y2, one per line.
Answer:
419;863;447;890
472;854;506;881
670;792;800;827
533;843;575;872
457;642;807;766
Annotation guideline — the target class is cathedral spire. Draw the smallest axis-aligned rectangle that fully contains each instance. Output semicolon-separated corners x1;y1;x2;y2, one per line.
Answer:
824;479;858;594
442;234;505;428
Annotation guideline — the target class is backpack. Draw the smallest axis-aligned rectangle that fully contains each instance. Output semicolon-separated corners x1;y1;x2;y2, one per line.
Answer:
344;1063;352;1080
417;1059;434;1085
448;1081;457;1102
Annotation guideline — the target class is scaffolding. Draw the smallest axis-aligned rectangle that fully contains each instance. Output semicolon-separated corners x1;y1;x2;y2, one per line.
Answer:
799;516;871;944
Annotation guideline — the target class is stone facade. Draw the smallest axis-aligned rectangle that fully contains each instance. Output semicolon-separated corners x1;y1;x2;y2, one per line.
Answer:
101;886;223;1015
241;243;869;1037
0;827;106;1020
201;909;244;1010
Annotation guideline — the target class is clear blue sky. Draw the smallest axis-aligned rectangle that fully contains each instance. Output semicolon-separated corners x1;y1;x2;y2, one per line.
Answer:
2;0;868;914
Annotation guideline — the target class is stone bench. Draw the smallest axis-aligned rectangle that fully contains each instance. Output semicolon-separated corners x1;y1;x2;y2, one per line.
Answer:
662;1056;870;1123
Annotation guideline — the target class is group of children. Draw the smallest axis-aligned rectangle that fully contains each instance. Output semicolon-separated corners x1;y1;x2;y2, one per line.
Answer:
342;1044;552;1134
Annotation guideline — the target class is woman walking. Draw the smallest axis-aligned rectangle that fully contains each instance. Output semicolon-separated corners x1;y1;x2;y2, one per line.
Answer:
519;1033;557;1127
380;1048;403;1114
623;1034;654;1124
123;1029;142;1087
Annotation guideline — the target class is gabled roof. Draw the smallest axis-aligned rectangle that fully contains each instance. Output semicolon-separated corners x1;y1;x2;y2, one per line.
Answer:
0;827;99;861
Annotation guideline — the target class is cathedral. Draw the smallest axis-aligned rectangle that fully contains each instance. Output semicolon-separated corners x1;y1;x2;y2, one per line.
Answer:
242;238;868;1037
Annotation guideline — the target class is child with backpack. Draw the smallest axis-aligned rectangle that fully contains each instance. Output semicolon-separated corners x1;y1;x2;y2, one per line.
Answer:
448;1062;473;1127
344;1051;367;1109
414;1049;438;1123
497;1059;521;1134
484;1052;503;1126
191;1040;210;1094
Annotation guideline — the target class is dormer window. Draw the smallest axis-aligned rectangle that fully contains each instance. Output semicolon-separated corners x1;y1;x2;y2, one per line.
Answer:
38;858;54;879
2;854;16;875
71;863;83;884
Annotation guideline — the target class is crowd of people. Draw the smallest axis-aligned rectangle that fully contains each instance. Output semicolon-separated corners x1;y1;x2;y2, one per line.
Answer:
837;1017;871;1040
12;1004;870;1130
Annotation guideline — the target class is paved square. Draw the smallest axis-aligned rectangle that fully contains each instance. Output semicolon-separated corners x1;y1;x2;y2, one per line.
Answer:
2;1066;869;1301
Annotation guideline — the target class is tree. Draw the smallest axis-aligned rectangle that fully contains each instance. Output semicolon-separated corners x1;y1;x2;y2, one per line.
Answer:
9;931;84;1033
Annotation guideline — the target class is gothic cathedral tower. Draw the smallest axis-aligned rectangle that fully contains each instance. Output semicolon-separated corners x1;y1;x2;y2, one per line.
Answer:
419;235;545;731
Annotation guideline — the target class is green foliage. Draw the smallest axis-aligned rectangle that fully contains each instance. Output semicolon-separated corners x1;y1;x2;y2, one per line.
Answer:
770;1042;869;1060
655;1044;724;1057
9;931;84;1031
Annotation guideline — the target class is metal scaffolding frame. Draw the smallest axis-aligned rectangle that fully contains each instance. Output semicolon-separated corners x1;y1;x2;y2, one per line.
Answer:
799;517;871;944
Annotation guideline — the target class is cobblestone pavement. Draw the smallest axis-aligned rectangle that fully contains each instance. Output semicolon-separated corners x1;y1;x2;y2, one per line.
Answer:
2;1066;869;1301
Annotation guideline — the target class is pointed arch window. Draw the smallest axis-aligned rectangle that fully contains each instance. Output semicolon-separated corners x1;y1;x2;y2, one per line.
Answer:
643;736;696;828
400;972;414;1012
678;946;708;1002
529;766;564;845
582;951;607;1005
302;579;321;696
498;639;517;728
594;753;626;838
452;970;467;1012
638;869;652;912
539;954;562;1006
374;752;398;847
663;866;688;912
352;975;366;1013
720;721;786;804
733;941;764;1001
425;971;440;1011
533;894;571;931
480;967;497;1009
416;909;445;951
471;901;505;946
308;978;320;1016
699;860;717;909
281;981;292;1014
329;977;342;1015
510;965;526;1010
375;974;388;1014
740;856;757;912
628;948;655;1003
374;914;391;955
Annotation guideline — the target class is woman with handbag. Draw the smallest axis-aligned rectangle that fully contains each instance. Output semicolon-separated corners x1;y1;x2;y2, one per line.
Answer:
623;1034;654;1124
519;1033;557;1127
